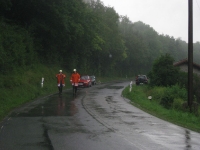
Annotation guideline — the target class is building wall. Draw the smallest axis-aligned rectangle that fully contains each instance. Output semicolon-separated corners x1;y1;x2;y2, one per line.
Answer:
194;68;200;76
179;64;200;76
179;64;188;72
82;0;94;3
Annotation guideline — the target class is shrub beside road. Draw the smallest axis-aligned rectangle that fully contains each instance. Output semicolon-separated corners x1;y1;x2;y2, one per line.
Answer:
122;84;200;133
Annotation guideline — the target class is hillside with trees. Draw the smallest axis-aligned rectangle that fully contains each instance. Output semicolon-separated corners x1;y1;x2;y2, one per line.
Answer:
1;0;200;77
1;0;200;121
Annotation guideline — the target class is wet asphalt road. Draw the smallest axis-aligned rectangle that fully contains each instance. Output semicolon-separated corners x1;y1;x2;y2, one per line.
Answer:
0;81;200;150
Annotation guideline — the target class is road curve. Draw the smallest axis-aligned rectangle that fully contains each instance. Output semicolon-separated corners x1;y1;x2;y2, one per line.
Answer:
0;81;200;150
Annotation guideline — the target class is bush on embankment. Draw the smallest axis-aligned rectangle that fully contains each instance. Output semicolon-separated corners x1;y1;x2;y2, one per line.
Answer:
122;84;200;132
0;64;72;121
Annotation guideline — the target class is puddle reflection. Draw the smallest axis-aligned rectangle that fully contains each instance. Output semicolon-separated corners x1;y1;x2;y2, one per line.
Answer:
70;100;78;116
56;96;77;116
56;96;65;116
13;92;78;117
185;130;191;150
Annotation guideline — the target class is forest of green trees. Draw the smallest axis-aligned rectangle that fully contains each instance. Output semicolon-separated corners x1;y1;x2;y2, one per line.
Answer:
1;0;200;77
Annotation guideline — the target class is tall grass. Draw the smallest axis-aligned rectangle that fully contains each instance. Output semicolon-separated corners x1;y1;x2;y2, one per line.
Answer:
0;65;130;122
0;64;72;121
122;84;200;132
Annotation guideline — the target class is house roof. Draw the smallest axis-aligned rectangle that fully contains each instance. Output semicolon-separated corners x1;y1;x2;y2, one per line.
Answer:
173;58;200;70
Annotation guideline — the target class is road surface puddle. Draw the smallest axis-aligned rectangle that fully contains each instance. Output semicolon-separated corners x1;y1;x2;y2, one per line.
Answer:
97;85;124;89
10;92;77;117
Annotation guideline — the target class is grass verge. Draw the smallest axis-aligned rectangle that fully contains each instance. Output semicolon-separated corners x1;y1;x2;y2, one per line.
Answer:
0;64;72;121
122;84;200;133
0;64;131;122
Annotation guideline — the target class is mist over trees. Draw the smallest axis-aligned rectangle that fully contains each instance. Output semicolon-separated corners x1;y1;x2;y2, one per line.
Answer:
1;0;200;76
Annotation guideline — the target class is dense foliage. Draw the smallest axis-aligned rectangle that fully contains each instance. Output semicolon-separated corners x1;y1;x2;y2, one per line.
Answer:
148;54;180;87
148;54;200;105
122;85;200;132
1;0;200;123
1;0;200;77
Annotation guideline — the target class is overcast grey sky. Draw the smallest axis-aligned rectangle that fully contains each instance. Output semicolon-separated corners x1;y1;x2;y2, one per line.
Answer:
101;0;200;43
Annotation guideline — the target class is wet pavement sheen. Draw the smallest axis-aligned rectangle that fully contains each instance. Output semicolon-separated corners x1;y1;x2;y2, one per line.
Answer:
10;93;78;117
0;82;200;150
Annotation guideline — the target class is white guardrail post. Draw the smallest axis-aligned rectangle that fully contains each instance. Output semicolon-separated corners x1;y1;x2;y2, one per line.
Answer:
129;81;132;92
41;77;44;87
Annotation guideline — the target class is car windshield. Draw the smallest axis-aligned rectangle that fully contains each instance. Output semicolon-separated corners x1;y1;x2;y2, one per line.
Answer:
81;76;89;80
138;75;147;79
90;76;95;79
139;76;145;79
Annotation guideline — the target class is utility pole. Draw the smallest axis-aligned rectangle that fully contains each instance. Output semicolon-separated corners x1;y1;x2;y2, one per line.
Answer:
188;0;193;112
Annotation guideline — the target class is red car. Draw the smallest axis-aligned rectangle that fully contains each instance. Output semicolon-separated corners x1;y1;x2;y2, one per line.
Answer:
78;75;92;87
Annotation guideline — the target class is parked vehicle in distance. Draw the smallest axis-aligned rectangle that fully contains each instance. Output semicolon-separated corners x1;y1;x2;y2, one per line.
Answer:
90;75;96;85
78;75;92;87
135;75;148;85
